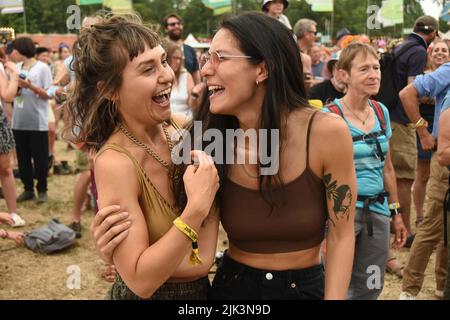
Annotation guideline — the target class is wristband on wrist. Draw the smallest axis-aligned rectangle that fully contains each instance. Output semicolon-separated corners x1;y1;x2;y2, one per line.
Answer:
388;202;400;210
173;217;202;266
408;117;427;129
389;202;402;217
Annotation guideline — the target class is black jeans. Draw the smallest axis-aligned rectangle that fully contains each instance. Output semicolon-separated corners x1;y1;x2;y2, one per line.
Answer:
13;130;48;193
209;253;324;300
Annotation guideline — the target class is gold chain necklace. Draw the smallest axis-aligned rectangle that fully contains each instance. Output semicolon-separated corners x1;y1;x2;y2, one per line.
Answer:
119;123;173;170
341;98;371;125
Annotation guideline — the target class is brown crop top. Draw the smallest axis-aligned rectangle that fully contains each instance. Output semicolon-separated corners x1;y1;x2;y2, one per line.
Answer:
220;111;328;254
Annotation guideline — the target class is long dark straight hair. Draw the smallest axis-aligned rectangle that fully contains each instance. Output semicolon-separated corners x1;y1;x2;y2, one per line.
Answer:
174;12;311;210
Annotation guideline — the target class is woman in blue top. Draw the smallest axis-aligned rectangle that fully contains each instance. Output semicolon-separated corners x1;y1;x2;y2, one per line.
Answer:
323;42;407;300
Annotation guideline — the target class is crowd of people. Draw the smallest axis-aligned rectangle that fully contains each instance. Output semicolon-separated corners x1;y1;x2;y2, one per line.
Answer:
1;0;449;300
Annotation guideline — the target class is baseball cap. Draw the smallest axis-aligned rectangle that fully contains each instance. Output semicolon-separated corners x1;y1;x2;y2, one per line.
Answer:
414;16;439;37
326;51;341;74
336;28;351;42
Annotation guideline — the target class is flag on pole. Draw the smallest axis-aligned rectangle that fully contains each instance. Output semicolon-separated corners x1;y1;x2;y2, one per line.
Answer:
440;2;450;22
0;0;24;14
103;0;133;14
306;0;333;12
377;0;403;27
202;0;232;16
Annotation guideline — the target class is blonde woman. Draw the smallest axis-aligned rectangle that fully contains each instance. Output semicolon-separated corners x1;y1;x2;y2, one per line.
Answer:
166;43;196;118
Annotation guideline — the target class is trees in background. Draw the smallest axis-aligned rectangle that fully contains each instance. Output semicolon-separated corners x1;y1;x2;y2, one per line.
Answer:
0;0;445;39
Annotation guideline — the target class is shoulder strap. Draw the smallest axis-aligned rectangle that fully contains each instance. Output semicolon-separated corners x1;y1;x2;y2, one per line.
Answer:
169;117;182;131
96;143;132;160
369;100;386;131
95;143;144;176
306;111;319;168
326;102;344;118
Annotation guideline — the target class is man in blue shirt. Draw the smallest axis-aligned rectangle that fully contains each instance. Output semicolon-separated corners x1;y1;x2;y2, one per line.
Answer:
438;90;450;167
389;16;439;240
163;14;200;85
437;91;450;300
398;67;450;300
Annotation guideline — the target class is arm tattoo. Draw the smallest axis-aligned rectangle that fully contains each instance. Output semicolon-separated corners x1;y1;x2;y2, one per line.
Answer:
323;173;352;225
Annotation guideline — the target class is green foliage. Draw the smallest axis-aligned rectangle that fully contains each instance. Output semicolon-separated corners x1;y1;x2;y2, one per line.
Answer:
0;0;440;39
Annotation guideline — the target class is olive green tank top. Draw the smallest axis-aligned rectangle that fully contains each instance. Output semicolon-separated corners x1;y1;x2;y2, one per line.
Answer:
95;120;182;245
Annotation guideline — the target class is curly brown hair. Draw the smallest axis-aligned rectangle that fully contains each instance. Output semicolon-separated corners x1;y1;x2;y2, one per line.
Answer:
65;14;162;151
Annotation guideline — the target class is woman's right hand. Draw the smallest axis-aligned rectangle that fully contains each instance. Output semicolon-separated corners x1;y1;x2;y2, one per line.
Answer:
90;205;131;265
183;150;220;220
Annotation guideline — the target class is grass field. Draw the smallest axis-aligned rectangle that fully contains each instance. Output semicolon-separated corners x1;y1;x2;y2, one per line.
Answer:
0;137;440;300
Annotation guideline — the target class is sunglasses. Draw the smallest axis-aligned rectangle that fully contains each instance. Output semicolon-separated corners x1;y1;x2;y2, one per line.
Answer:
199;51;252;70
308;30;318;36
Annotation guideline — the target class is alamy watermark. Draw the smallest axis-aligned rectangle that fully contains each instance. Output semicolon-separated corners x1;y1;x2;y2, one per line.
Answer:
66;5;81;31
66;265;81;290
171;121;280;176
366;265;382;290
367;5;382;31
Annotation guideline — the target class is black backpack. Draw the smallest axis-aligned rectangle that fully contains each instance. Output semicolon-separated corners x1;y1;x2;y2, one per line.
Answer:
374;41;421;111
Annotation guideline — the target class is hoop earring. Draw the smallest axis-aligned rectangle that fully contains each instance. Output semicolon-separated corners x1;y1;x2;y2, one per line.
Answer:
109;100;118;116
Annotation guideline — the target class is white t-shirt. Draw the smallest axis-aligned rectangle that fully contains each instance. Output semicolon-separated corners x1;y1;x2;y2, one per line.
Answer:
278;14;292;30
12;60;53;131
170;72;192;118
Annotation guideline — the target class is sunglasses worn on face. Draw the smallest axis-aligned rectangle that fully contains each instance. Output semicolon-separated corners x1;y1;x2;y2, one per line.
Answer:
200;51;252;69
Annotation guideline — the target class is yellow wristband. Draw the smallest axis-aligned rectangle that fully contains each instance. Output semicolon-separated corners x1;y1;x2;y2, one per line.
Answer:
173;217;202;266
173;217;198;242
389;202;401;210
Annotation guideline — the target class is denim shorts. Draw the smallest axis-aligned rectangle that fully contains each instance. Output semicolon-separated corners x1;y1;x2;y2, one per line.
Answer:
209;253;324;300
416;122;433;161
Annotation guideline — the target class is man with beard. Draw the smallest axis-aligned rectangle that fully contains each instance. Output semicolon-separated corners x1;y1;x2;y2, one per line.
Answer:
163;14;200;84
